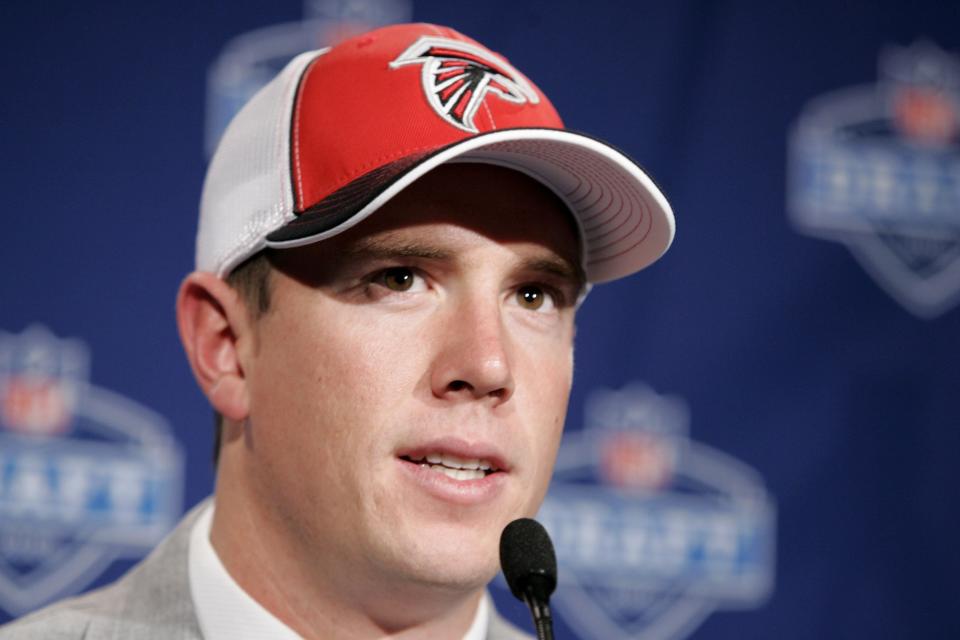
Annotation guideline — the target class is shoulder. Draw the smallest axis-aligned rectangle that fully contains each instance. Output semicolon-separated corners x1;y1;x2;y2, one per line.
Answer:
0;500;209;640
0;582;122;639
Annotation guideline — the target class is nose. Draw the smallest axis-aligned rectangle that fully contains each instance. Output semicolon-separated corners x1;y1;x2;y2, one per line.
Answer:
430;296;515;404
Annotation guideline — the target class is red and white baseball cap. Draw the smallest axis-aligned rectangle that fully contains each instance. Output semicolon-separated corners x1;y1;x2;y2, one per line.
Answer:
198;23;675;283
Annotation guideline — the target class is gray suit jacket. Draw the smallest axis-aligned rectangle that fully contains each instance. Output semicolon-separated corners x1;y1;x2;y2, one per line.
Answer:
0;501;530;639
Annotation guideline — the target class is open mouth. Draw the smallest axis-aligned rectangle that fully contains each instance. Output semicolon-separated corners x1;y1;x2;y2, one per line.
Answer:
400;453;501;481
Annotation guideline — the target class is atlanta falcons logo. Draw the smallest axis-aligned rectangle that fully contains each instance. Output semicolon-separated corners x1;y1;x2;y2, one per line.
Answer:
390;36;540;133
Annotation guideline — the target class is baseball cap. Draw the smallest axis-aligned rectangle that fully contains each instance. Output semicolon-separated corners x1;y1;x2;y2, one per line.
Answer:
198;23;675;283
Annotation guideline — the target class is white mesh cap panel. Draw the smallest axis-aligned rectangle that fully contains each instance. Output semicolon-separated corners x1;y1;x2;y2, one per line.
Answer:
196;50;326;276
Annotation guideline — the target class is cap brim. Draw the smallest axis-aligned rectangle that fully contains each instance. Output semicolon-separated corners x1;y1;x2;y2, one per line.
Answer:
265;128;675;283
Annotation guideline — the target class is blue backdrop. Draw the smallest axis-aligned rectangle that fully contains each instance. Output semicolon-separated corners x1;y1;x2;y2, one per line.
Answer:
2;1;959;638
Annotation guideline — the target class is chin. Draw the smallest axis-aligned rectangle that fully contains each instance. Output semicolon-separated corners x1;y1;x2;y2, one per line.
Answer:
404;556;498;593
380;521;502;592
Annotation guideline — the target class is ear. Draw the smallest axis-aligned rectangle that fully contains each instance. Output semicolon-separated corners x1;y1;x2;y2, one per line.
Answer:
175;272;252;422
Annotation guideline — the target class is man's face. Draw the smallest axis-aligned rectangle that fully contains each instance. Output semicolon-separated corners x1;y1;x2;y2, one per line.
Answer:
238;163;582;596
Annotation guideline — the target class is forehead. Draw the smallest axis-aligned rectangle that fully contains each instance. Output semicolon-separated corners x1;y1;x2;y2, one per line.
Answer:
317;163;583;268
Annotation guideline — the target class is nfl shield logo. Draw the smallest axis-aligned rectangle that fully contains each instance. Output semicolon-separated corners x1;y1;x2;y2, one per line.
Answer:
0;326;184;617
0;326;87;437
789;41;960;318
497;384;776;640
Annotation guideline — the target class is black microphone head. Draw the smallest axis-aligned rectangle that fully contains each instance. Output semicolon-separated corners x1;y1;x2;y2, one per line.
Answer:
499;518;557;602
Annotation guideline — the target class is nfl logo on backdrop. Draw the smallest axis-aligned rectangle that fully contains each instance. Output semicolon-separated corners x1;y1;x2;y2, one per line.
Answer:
0;326;183;616
514;383;775;640
789;41;960;318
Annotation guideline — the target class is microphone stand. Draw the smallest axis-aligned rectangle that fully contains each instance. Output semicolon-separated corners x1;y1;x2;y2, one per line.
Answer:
523;576;553;640
521;583;555;640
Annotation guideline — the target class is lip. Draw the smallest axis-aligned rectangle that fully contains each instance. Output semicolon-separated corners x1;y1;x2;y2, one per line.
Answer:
396;437;511;506
397;436;510;473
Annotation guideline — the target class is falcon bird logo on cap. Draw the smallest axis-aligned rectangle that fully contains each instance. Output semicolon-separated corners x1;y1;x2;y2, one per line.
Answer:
390;36;540;133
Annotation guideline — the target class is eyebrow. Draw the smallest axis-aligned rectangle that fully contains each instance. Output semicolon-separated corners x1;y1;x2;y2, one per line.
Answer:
340;237;453;262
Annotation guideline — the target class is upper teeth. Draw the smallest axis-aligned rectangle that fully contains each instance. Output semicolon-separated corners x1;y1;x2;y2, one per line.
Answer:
410;453;495;472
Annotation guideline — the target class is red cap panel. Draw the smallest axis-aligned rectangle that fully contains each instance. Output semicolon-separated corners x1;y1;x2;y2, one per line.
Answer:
290;23;565;211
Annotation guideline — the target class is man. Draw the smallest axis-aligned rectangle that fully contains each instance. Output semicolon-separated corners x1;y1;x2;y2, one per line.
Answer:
0;23;673;639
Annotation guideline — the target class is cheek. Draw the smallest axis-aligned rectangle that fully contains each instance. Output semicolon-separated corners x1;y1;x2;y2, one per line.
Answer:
518;338;573;506
249;305;427;449
522;331;574;414
243;306;431;525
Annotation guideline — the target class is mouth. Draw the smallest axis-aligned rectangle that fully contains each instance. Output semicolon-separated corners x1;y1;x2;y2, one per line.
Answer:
399;453;501;481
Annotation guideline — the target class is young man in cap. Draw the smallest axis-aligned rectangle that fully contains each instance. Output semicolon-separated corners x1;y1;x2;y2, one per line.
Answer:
0;23;673;640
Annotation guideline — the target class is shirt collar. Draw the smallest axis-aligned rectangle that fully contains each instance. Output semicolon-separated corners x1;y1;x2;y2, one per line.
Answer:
188;501;490;640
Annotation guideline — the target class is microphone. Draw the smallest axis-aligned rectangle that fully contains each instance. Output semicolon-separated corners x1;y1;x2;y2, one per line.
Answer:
499;518;557;640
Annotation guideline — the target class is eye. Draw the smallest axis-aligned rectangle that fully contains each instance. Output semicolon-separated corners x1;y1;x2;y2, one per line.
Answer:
382;267;415;291
371;266;427;294
515;285;556;312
